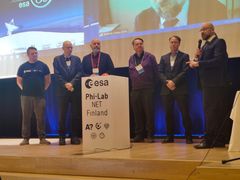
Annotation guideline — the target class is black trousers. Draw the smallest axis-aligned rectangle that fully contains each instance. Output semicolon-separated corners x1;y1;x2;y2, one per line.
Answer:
161;93;192;138
202;86;228;145
58;92;81;138
131;89;155;138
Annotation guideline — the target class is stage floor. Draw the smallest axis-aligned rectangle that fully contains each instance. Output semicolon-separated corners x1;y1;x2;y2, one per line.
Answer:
0;138;240;180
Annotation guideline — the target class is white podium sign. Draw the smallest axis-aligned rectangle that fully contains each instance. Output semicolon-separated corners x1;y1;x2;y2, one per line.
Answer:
82;75;130;151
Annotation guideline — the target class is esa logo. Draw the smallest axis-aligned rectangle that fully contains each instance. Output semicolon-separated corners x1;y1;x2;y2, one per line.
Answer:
85;79;109;89
31;0;52;8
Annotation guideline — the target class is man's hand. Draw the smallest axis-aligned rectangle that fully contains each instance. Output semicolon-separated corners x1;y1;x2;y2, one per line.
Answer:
166;80;176;91
194;48;202;59
187;60;199;68
65;83;74;92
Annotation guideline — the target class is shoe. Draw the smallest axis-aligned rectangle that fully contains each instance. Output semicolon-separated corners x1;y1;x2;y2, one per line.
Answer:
59;137;66;145
131;136;144;143
194;140;211;149
39;138;51;145
186;137;193;144
162;136;174;143
145;137;155;143
20;138;29;146
71;137;80;145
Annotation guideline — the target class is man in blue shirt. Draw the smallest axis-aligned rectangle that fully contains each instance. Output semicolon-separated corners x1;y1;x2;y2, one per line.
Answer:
17;47;51;145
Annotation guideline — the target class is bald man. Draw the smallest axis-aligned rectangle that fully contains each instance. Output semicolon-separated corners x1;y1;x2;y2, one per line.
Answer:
82;39;114;76
188;23;229;149
53;41;83;145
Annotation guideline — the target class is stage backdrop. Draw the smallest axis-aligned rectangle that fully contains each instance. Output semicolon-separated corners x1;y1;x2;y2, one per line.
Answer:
0;0;240;138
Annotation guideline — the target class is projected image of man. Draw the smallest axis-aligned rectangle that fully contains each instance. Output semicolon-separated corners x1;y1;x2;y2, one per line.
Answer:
135;0;227;31
17;47;51;146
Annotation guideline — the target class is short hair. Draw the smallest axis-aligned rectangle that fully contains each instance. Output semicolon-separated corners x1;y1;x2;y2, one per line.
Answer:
132;37;144;45
27;47;37;54
169;35;181;43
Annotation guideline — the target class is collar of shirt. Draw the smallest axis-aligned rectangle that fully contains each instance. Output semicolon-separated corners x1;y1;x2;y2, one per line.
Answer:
170;51;178;57
207;34;217;43
64;55;71;60
134;51;144;60
201;34;217;47
160;0;189;29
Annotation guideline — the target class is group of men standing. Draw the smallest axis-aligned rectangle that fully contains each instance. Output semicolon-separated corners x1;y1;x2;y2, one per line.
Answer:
17;39;114;146
129;22;230;149
17;22;230;149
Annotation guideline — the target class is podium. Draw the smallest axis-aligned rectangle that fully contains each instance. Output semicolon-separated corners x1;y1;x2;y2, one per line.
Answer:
82;75;130;151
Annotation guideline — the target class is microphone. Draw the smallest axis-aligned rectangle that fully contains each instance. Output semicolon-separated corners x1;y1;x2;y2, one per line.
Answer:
198;39;202;49
193;39;203;61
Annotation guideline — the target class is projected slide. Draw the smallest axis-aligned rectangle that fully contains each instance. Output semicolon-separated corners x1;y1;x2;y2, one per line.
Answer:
99;0;240;36
0;0;240;78
0;0;85;54
0;0;89;78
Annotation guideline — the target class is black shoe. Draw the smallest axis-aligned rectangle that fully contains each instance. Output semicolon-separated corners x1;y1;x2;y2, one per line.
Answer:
59;137;66;145
194;140;211;149
186;137;193;144
71;137;80;145
131;136;144;143
162;137;174;143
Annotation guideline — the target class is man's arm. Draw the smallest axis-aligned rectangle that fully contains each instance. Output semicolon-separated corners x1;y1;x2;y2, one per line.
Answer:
44;74;51;90
53;57;67;87
16;76;23;90
70;57;83;86
199;39;227;69
172;54;189;86
159;56;167;83
103;54;114;75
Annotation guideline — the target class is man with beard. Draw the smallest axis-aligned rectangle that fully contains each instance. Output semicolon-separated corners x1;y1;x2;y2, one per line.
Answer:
188;22;229;149
82;39;114;76
134;0;227;31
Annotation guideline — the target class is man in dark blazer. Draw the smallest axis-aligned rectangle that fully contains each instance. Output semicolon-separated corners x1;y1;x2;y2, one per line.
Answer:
53;40;83;145
159;35;192;144
188;22;229;149
135;0;227;31
82;39;114;76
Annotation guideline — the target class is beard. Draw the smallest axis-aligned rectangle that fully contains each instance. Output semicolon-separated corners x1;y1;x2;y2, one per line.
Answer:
92;48;100;55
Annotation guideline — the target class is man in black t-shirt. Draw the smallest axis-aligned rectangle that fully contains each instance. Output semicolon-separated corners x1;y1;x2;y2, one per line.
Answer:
17;47;51;145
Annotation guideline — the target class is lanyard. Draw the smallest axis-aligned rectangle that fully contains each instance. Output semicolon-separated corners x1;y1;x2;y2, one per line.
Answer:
91;52;101;68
